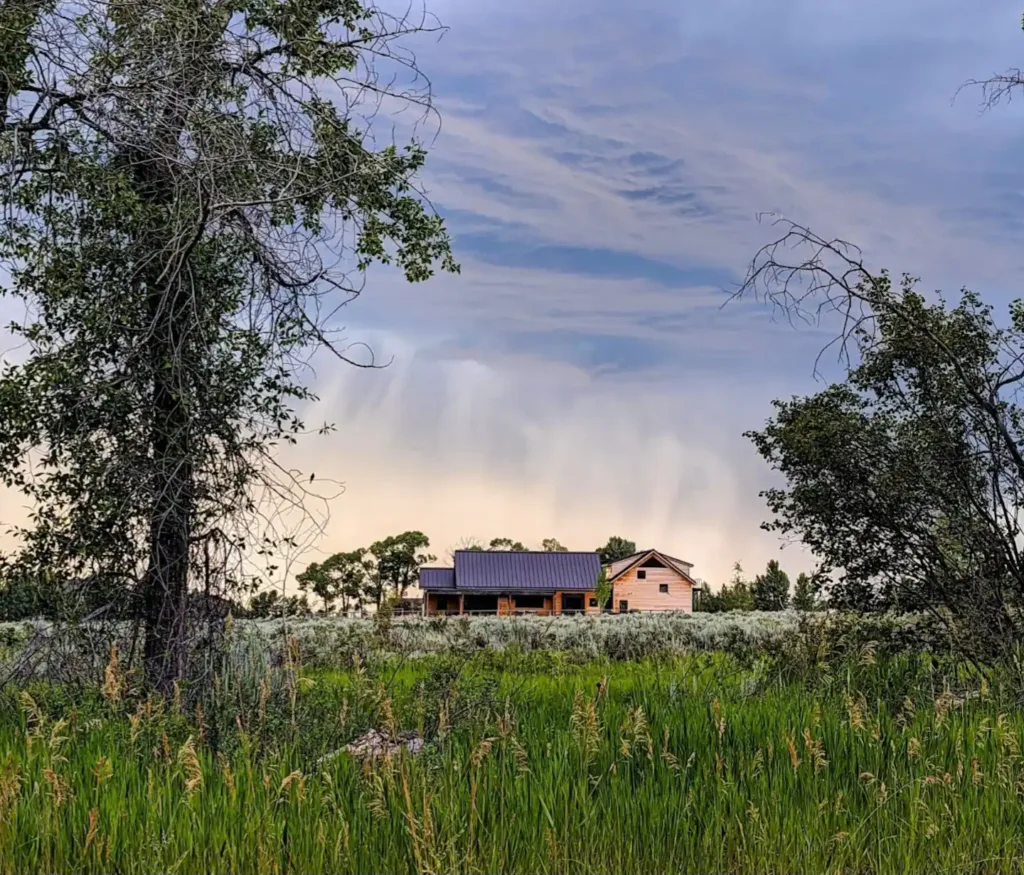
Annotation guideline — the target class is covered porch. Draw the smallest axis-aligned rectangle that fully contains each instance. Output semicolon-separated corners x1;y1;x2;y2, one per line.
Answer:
423;590;597;616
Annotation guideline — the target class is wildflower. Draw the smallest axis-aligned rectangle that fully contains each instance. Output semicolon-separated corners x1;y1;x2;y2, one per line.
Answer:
846;693;865;731
570;690;600;766
279;770;306;800
0;758;21;819
93;757;113;786
662;726;680;772
971;757;982;786
471;737;495;769
509;736;530;775
802;728;828;774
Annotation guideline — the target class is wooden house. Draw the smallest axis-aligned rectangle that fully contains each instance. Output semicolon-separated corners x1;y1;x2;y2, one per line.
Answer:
419;547;698;616
420;550;602;616
602;548;698;613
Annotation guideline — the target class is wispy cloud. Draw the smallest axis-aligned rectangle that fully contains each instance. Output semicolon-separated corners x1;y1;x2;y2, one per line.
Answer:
5;0;1024;591
273;0;1024;588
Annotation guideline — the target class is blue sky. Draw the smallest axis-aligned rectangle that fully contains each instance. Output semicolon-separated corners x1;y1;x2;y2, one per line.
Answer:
283;0;1024;589
1;0;1021;593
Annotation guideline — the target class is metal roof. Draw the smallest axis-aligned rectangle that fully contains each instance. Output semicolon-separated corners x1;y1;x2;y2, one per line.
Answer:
453;550;602;591
418;567;456;591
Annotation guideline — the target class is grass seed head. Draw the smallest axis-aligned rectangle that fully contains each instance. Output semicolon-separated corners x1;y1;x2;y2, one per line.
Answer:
101;644;122;703
177;736;203;795
43;768;71;807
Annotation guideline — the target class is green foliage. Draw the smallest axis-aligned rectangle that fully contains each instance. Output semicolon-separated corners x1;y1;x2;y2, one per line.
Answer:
540;538;567;552
0;0;457;689
792;572;820;612
594;568;611;610
245;590;311;619
595;536;636;565
487;537;526;551
699;562;755;613
296;549;372;613
368;532;435;605
0;644;1018;874
746;272;1024;660
751;559;790;611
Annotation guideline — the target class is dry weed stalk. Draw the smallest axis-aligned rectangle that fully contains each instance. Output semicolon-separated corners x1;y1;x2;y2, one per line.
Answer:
178;736;203;795
101;644;123;703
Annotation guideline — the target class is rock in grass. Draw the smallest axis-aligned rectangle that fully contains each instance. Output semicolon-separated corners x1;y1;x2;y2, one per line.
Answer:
317;730;425;766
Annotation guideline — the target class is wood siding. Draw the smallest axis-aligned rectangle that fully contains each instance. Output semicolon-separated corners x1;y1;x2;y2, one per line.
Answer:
612;565;692;613
425;592;464;615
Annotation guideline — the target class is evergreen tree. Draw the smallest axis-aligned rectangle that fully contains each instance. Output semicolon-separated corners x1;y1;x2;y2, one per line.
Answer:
792;572;819;612
752;560;791;611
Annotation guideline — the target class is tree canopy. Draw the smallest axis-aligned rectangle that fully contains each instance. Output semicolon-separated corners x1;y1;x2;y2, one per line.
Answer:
697;562;755;613
368;532;435;605
741;233;1024;660
596;536;636;565
792;572;820;612
0;0;457;689
487;538;527;552
751;560;790;611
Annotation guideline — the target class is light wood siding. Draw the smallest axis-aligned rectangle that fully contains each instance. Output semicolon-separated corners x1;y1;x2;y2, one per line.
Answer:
605;554;641;579
612;566;692;613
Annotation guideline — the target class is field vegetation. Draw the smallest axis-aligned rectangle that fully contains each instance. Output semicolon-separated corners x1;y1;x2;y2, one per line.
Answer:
0;614;1020;874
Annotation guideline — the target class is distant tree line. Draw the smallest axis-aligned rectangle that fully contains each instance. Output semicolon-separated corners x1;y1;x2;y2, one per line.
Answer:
0;533;643;620
0;532;826;620
696;560;823;613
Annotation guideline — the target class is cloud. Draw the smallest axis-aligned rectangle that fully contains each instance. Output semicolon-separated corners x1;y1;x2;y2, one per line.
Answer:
2;0;1023;596
294;0;1024;591
279;329;817;588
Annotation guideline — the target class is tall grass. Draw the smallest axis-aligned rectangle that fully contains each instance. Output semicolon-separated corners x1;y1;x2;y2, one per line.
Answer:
0;648;1021;873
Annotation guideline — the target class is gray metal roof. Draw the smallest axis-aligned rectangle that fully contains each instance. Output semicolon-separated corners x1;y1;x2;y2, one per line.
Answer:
418;567;456;591
453;550;602;591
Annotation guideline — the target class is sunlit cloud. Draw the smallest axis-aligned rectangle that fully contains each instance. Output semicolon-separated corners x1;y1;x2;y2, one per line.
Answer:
2;0;1024;594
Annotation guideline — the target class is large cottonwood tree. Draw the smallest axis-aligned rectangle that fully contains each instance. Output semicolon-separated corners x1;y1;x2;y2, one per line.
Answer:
0;0;456;690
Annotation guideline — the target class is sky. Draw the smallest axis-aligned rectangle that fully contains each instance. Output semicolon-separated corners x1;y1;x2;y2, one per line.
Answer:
6;0;1024;594
266;0;1024;592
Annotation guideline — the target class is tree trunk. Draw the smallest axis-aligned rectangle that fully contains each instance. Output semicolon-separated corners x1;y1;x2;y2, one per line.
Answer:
141;268;195;694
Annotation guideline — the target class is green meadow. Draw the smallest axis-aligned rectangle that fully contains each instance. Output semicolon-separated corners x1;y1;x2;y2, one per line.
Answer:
0;634;1021;874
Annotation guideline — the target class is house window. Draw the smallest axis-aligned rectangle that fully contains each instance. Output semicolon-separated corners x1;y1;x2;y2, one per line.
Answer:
561;593;585;613
618;600;628;613
589;597;598;608
659;584;669;593
514;594;545;610
436;596;449;611
637;570;646;580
